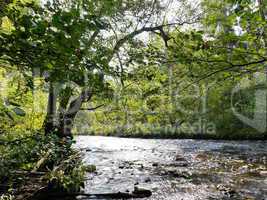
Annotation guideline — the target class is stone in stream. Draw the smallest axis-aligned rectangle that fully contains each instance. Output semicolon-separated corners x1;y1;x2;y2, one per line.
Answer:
84;165;97;172
85;148;92;152
144;177;152;183
138;164;144;170
118;161;135;169
216;184;236;197
175;154;187;162
195;153;209;161
164;162;189;168
41;189;152;199
173;162;189;167
118;165;125;169
259;170;267;177
165;168;192;179
133;186;152;198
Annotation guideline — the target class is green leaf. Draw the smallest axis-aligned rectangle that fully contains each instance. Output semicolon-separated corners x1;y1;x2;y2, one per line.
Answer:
0;16;15;34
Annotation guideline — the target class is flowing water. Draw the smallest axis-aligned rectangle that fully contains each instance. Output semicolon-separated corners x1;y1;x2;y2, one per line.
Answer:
74;136;267;200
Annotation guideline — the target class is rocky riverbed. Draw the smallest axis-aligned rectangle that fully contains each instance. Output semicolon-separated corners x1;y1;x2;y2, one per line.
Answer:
74;136;267;200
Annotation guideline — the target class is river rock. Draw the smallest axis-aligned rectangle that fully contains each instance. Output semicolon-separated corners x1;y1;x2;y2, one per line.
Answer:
175;154;187;162
134;181;139;185
133;187;152;198
144;177;152;183
166;162;189;167
216;184;236;197
166;168;192;179
119;161;135;169
259;171;267;176
118;165;125;169
195;153;209;161
138;164;144;170
84;165;96;172
174;162;189;167
85;148;92;152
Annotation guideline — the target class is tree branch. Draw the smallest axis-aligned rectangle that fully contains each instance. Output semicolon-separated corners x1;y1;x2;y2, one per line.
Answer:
179;58;267;92
109;22;197;61
80;104;105;111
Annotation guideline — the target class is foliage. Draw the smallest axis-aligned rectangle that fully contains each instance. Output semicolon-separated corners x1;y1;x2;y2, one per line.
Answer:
0;133;84;197
0;68;46;135
0;194;15;200
0;134;69;176
0;1;266;197
45;152;87;193
74;0;267;139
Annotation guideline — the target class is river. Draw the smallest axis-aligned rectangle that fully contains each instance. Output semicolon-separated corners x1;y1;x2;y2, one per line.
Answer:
74;136;267;200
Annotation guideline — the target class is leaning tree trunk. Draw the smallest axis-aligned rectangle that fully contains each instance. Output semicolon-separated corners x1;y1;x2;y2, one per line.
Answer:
57;89;92;138
43;82;92;137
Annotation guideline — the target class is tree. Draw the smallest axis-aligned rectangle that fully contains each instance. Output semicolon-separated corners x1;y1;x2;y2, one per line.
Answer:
81;0;267;138
0;0;201;137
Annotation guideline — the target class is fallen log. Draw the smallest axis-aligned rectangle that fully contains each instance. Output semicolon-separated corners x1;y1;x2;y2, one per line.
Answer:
12;170;46;176
32;149;52;173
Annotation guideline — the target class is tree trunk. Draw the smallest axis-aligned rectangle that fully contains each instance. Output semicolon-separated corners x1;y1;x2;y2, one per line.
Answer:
44;83;57;135
57;86;73;136
43;83;92;138
57;89;92;138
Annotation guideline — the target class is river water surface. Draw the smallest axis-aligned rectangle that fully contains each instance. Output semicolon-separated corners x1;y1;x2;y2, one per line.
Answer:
74;136;267;200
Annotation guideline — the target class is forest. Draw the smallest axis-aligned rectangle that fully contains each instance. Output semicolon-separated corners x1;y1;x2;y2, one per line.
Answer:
0;0;266;199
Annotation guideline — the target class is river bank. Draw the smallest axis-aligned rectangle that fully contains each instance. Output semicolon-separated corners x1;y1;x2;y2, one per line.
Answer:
78;132;267;140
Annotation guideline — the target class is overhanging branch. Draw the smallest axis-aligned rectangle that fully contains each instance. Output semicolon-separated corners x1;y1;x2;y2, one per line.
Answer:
109;21;199;61
80;104;105;111
179;58;267;92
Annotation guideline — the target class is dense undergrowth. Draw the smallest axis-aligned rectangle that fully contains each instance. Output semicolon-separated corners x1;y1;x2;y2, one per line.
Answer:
0;133;87;199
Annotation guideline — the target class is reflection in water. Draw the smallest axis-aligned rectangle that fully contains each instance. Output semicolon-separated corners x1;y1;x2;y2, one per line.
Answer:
74;136;267;200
